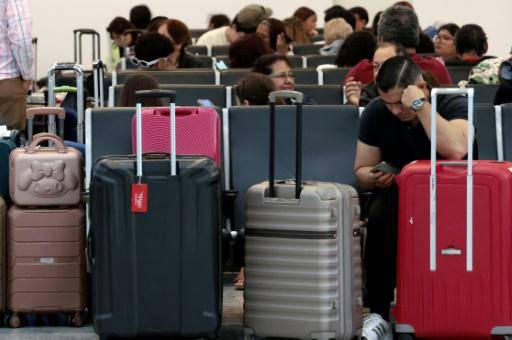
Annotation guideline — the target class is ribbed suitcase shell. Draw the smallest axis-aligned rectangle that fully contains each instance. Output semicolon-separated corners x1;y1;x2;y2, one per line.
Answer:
91;155;222;338
244;181;363;340
130;107;222;166
7;206;86;313
395;160;512;339
9;138;83;206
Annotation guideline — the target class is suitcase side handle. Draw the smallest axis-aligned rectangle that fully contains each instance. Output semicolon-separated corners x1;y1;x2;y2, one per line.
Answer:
26;133;67;154
268;90;303;199
430;87;474;272
135;90;178;179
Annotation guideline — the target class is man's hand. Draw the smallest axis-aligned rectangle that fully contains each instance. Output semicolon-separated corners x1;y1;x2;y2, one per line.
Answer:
370;170;395;188
344;77;362;105
22;79;31;93
401;84;425;109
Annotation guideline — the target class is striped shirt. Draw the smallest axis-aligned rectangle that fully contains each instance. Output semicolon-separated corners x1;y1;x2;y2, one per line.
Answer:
0;0;34;80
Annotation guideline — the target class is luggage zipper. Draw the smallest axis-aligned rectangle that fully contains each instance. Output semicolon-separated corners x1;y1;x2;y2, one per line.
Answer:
246;228;337;239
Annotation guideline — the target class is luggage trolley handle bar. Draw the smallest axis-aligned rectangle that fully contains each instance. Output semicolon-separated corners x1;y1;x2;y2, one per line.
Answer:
73;29;100;63
268;90;304;199
134;90;178;178
26;107;66;141
93;60;104;107
48;63;84;143
430;87;474;272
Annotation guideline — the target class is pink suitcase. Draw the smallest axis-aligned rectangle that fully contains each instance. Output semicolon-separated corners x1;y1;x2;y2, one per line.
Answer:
394;88;512;339
131;106;221;166
9;133;83;206
7;206;86;328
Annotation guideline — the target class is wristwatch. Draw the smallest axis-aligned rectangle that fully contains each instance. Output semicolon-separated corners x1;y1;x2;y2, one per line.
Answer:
411;97;426;112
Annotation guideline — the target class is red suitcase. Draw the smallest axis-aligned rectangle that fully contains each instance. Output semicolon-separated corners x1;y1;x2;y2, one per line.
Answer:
130;106;221;166
395;88;512;339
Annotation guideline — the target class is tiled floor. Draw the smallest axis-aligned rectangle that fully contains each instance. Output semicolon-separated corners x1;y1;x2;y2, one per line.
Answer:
0;277;244;340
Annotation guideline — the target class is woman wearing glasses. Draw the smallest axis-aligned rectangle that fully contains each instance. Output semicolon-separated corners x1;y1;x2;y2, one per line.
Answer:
131;32;175;70
434;23;459;63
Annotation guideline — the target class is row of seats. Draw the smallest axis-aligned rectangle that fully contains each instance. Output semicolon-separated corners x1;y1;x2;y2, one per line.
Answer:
85;103;512;232
185;43;327;56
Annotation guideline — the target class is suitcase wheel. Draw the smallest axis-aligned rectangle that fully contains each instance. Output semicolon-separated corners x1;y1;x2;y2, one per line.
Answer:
67;312;83;327
5;314;21;328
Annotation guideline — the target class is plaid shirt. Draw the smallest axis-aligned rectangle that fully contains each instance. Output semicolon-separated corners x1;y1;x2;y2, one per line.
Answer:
0;0;34;80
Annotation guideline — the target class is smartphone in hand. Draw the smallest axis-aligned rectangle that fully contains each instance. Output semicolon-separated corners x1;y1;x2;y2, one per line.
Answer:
371;162;399;175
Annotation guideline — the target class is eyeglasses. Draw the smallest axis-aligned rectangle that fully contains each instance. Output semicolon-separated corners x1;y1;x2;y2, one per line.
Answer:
130;56;162;69
269;71;295;80
434;34;454;42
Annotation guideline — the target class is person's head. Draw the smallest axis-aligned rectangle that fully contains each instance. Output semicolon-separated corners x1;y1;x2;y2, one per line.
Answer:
147;16;168;33
120;74;165;107
293;7;317;36
234;4;273;34
129;5;152;30
349;6;369;32
253;54;294;91
455;24;488;58
158;19;192;51
323;18;353;45
434;23;459;61
268;18;291;52
376;56;427;122
372;41;408;79
107;17;134;47
229;34;272;68
208;14;231;30
393;1;414;9
283;17;309;44
324;5;356;31
372;11;382;36
133;32;174;70
377;5;420;50
416;31;435;54
335;30;376;67
235;72;275;105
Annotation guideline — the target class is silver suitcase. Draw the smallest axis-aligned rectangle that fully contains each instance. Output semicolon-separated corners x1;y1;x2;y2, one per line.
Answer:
243;91;363;340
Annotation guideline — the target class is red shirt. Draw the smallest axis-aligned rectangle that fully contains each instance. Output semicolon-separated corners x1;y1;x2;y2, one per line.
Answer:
345;53;453;85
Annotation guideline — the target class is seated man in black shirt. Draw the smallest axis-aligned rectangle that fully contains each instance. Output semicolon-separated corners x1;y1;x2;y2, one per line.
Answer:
354;56;476;321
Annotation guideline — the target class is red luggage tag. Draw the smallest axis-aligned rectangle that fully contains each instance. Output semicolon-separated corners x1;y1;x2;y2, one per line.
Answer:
131;182;148;213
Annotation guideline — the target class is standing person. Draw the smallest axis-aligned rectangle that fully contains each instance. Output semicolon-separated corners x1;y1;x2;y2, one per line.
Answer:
0;0;34;130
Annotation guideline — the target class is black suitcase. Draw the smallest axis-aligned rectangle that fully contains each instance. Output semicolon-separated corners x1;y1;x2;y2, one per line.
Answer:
90;90;222;338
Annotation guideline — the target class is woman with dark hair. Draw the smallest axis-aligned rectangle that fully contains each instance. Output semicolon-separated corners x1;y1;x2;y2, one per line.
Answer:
434;23;459;62
119;74;165;107
147;16;168;32
158;19;203;68
335;30;376;67
453;24;489;65
256;19;292;55
229;34;271;68
371;11;382;36
293;6;318;37
208;14;230;30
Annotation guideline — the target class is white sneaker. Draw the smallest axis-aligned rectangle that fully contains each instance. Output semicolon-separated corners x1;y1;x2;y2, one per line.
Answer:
362;313;393;340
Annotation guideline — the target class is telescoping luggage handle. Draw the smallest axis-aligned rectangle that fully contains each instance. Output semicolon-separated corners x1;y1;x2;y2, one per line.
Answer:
73;29;101;64
48;63;84;143
92;60;104;108
430;87;474;272
26;107;65;141
268;90;303;199
135;90;178;179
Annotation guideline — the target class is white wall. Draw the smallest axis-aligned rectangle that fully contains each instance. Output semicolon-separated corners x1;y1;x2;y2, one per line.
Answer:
29;0;512;80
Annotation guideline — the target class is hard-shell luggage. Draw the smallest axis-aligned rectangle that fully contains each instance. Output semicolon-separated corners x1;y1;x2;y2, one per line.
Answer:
9;132;83;207
0;136;17;205
395;88;512;339
130;106;221;166
7;205;86;328
91;90;222;338
0;196;6;314
244;91;363;340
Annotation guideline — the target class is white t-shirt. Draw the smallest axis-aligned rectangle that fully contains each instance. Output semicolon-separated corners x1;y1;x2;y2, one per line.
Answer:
196;26;230;49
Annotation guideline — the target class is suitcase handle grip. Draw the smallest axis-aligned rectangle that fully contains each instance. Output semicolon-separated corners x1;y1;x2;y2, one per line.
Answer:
27;107;65;119
430;87;474;272
268;90;303;199
135;90;178;179
73;28;99;35
26;133;67;154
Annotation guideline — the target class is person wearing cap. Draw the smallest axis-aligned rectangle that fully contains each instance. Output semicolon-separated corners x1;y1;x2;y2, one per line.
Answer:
196;4;272;49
